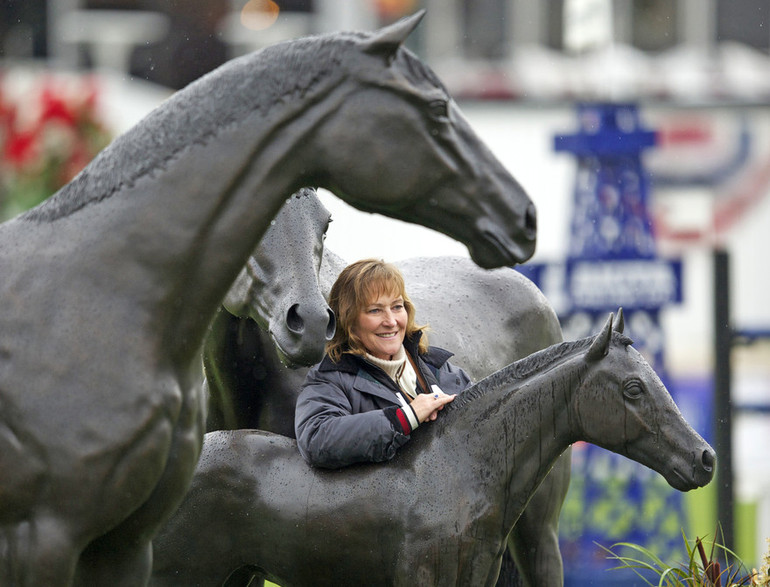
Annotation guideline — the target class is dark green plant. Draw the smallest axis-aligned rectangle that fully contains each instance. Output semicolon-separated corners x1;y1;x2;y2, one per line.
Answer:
600;525;766;586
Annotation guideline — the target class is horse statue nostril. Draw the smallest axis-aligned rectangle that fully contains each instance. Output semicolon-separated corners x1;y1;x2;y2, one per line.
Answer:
525;203;537;238
286;303;305;334
701;448;716;472
326;309;336;340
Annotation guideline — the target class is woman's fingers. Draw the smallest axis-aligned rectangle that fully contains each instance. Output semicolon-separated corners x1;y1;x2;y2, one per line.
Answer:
412;392;455;423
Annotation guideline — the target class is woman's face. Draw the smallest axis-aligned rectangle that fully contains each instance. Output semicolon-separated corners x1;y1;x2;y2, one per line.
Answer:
353;290;407;360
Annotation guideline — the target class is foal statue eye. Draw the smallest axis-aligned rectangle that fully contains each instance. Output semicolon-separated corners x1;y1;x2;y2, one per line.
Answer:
427;100;449;122
623;380;644;400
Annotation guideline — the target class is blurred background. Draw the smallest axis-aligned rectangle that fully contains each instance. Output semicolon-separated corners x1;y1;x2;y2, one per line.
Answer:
2;0;768;583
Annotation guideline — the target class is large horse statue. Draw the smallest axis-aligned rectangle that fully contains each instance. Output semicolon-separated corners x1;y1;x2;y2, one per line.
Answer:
201;192;567;585
0;12;538;586
150;312;716;586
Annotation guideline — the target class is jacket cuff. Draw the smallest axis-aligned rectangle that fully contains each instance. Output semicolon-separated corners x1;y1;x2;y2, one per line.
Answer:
386;405;414;434
404;404;419;430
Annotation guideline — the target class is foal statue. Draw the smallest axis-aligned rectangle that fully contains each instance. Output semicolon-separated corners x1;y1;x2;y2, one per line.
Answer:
151;312;715;586
0;12;537;585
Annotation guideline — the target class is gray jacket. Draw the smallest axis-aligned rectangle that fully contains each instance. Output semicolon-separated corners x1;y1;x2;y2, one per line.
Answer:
295;333;471;469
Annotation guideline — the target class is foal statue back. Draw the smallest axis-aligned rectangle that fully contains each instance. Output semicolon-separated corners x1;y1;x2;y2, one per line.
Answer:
0;12;537;586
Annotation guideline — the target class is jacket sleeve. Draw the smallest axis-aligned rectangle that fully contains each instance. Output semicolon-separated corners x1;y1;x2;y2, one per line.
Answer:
294;367;411;469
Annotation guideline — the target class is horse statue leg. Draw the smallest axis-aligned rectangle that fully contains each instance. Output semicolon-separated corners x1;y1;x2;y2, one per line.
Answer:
203;309;241;431
74;530;153;586
503;450;572;587
203;309;274;431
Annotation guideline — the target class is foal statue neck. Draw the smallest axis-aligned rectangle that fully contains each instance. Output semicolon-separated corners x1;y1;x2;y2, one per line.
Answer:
431;339;590;524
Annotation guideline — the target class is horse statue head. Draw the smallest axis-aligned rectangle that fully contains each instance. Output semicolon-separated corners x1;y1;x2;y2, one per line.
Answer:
574;311;715;491
222;188;335;367
285;10;537;268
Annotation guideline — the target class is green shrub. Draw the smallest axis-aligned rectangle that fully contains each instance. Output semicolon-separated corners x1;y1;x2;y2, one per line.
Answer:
601;527;769;586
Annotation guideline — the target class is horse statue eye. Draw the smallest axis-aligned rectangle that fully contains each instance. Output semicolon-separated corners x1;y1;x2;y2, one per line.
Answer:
427;100;449;122
623;380;644;400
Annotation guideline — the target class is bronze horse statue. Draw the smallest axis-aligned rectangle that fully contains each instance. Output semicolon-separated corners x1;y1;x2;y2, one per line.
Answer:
201;192;567;585
151;312;716;586
0;12;538;585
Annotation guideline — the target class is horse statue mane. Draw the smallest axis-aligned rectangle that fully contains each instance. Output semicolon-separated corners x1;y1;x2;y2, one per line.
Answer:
24;47;321;221
23;26;444;224
447;328;634;414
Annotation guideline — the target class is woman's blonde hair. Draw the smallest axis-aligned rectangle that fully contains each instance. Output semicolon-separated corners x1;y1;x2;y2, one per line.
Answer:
326;258;428;362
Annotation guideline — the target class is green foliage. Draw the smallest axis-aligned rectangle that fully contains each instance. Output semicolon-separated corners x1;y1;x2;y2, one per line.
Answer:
601;527;770;586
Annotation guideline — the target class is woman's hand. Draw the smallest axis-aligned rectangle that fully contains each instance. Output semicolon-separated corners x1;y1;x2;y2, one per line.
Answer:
410;390;455;424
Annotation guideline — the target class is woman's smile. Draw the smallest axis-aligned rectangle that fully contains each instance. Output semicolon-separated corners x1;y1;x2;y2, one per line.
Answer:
354;292;407;360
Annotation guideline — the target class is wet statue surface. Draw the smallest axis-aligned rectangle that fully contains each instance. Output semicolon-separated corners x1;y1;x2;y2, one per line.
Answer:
152;312;716;586
197;188;569;586
0;12;538;585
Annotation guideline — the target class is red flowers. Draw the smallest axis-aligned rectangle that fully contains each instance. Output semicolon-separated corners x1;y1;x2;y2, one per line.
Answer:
4;129;38;166
0;72;112;219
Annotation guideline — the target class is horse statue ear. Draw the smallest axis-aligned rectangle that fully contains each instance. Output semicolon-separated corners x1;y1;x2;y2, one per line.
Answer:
222;267;253;319
362;10;426;56
586;313;614;362
614;307;625;333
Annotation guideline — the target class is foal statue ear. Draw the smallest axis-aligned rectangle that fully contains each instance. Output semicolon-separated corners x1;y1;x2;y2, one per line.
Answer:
586;313;614;362
614;307;625;334
362;10;426;56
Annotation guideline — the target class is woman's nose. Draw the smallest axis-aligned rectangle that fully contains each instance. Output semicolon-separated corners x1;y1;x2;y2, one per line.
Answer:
382;310;396;325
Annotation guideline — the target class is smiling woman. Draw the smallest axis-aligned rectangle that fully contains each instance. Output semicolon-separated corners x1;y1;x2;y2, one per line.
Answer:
354;292;407;361
294;258;469;469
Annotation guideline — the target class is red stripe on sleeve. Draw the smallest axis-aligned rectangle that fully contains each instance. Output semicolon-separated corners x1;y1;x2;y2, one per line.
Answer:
395;408;412;434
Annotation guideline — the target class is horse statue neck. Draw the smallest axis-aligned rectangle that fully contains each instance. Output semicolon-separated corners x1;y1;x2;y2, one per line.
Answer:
432;338;592;522
15;38;358;366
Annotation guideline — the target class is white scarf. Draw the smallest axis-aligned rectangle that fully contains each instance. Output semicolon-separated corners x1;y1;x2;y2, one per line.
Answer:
364;345;419;399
